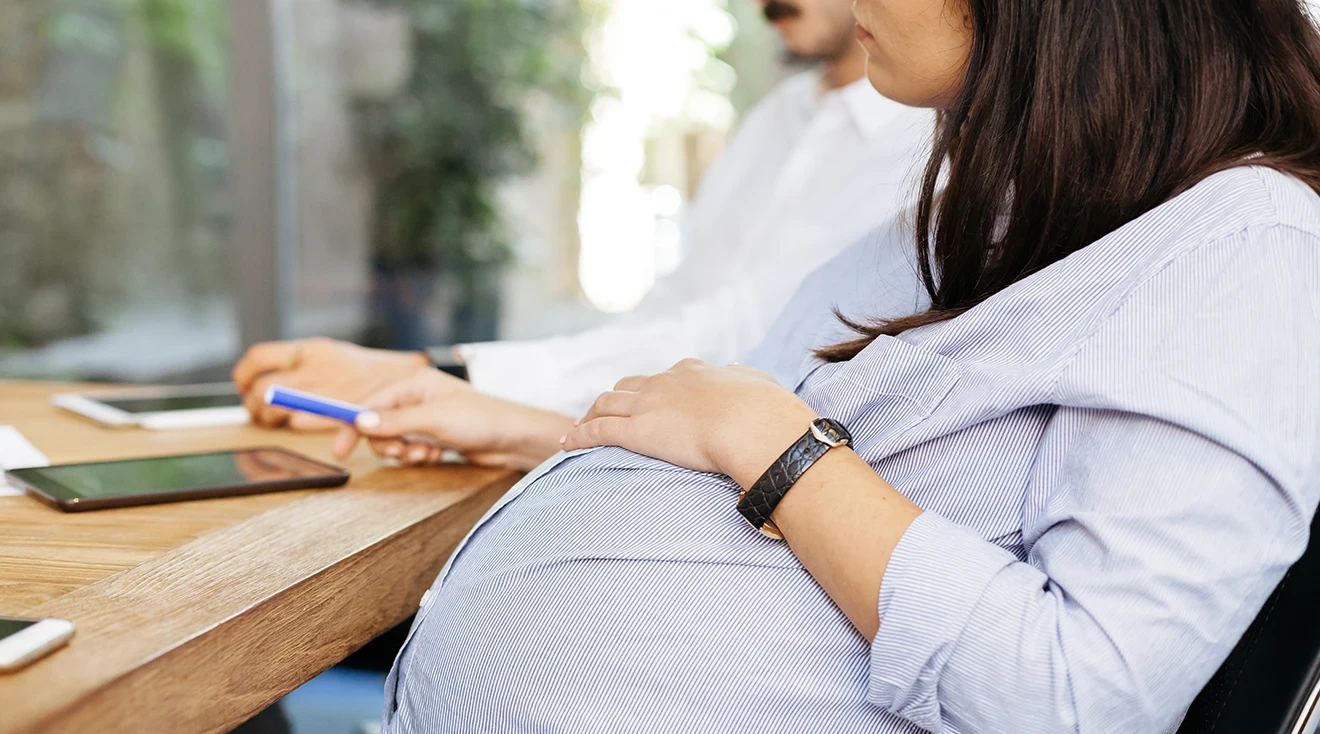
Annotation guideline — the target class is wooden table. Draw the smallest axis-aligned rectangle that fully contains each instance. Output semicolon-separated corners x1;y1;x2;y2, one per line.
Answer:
0;381;518;733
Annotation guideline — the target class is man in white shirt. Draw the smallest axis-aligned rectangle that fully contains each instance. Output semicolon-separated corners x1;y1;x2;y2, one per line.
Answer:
232;0;933;470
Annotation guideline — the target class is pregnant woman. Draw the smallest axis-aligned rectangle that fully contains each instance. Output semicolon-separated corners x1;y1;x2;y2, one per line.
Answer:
339;0;1320;730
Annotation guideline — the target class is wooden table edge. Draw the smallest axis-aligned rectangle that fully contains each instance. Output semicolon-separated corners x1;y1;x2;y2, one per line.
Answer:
5;469;520;734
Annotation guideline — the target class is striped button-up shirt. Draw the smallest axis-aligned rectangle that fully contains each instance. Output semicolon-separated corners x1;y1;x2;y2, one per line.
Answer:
383;167;1320;733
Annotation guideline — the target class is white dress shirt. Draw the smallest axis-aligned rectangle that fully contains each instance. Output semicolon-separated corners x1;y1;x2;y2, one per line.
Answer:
458;71;934;416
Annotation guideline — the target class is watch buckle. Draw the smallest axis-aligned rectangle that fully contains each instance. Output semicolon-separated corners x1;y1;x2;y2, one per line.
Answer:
810;420;849;448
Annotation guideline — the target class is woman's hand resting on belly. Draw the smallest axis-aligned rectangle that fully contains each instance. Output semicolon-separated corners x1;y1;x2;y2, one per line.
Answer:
562;357;923;641
563;359;818;489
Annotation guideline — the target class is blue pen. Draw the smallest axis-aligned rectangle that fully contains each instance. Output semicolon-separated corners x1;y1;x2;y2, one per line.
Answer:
264;385;368;425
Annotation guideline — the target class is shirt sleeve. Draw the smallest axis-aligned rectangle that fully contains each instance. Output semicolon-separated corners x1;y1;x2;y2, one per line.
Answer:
457;254;814;416
870;412;1309;732
868;223;1320;732
456;86;806;417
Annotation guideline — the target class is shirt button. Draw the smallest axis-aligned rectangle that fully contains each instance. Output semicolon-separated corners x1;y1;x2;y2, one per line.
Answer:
420;589;434;610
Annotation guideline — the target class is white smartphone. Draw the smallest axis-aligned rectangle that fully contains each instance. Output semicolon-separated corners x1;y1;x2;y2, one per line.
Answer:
0;616;75;672
50;383;250;430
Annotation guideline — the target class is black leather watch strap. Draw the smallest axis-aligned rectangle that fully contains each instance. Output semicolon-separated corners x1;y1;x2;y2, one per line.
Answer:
737;418;852;538
425;347;469;381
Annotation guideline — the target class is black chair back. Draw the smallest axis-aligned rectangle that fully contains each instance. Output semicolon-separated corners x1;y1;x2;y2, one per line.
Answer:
1178;513;1320;734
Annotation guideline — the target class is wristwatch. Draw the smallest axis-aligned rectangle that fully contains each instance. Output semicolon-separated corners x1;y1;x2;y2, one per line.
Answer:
425;346;469;381
737;418;852;539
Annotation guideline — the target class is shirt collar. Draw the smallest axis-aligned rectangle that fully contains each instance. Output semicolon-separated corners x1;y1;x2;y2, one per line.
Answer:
784;68;918;141
834;77;912;141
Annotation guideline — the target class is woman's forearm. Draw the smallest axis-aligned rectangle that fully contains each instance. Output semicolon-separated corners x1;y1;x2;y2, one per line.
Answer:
666;385;925;641
754;445;923;640
559;359;925;638
490;400;578;471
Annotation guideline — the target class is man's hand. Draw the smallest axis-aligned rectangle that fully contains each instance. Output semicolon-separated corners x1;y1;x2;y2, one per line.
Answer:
332;369;574;472
232;337;430;431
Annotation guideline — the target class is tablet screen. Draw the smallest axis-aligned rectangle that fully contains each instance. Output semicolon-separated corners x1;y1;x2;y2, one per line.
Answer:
98;392;242;414
0;618;37;640
10;449;338;501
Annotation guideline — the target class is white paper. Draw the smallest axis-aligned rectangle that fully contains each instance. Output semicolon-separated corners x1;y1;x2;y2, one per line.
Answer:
0;426;50;496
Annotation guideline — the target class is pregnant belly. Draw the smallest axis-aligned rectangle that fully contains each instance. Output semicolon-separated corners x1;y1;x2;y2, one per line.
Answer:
389;448;914;733
446;447;803;572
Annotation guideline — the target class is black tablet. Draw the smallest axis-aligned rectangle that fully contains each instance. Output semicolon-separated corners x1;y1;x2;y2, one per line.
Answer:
6;448;350;512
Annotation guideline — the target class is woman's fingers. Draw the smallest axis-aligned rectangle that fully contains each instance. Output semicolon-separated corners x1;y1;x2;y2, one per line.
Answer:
368;437;407;458
613;374;648;392
337;420;438;463
355;435;443;465
404;444;430;464
394;441;446;466
580;390;639;425
332;425;361;459
562;416;635;451
288;411;342;432
333;428;407;461
354;403;441;440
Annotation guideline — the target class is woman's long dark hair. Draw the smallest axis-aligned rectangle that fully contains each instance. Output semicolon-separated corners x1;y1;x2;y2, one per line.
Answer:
819;0;1320;361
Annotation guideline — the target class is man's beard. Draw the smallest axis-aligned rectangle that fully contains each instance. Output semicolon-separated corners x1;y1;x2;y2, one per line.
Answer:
762;0;801;23
764;1;856;65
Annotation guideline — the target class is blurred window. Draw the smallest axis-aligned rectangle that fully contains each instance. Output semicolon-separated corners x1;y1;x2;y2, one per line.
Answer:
0;0;237;382
0;0;784;379
576;0;738;314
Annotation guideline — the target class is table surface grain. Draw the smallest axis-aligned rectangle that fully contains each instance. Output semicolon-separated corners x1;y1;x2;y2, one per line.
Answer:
0;380;517;734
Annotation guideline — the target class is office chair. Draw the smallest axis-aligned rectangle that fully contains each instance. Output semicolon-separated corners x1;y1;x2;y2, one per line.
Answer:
1177;512;1320;734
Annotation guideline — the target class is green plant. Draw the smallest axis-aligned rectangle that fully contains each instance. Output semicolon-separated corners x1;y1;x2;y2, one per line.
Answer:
357;0;591;299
